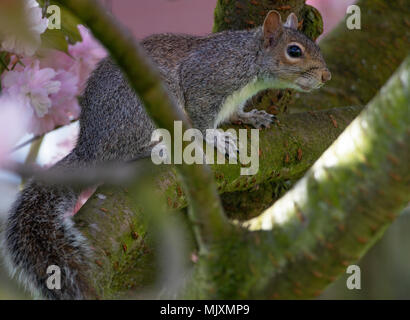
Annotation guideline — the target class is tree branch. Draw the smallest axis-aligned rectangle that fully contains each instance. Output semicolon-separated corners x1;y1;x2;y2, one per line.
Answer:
239;56;410;299
177;56;409;299
74;106;361;297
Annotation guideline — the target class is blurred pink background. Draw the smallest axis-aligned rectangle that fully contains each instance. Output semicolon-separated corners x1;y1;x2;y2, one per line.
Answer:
106;0;356;39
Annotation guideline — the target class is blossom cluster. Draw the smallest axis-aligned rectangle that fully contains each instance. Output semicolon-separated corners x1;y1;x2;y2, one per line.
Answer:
0;0;106;165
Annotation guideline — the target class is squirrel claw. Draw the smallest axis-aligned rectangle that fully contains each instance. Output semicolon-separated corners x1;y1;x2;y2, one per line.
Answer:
235;109;275;129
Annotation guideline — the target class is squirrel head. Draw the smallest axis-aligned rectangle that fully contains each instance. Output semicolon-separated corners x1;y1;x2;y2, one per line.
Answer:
258;10;331;92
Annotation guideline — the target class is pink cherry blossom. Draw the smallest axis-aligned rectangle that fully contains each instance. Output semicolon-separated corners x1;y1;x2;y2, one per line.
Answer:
2;60;59;118
40;25;107;92
1;60;79;135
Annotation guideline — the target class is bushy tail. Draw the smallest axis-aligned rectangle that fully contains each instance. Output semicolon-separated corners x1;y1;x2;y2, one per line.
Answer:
2;151;92;299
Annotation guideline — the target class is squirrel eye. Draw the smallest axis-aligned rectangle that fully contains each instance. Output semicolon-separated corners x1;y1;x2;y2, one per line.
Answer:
287;45;302;58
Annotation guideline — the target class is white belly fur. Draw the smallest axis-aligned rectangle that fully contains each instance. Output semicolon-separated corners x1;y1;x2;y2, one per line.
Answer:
214;77;298;127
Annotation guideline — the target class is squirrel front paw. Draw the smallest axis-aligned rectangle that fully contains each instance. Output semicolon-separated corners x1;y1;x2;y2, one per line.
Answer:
205;129;239;161
234;109;276;129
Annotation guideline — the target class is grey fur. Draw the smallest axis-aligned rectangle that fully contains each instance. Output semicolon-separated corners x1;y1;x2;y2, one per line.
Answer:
2;11;329;299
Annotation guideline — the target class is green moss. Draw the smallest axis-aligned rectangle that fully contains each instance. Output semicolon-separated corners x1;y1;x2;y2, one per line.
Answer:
300;5;323;41
213;0;307;33
74;187;157;298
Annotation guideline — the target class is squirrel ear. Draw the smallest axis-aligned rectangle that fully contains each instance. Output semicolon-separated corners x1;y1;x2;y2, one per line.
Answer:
284;13;298;30
263;10;283;42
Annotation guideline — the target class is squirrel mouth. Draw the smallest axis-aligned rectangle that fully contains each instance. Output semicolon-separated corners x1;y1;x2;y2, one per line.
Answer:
297;84;312;92
297;82;323;92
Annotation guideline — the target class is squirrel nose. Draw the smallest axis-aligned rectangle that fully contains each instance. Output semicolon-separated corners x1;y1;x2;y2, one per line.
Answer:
321;69;331;83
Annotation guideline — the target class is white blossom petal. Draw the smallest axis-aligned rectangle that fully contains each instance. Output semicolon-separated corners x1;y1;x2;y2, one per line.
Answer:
0;0;48;56
30;91;52;117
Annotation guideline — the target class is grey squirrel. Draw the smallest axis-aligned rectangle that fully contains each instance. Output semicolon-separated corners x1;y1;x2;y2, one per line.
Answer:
2;11;330;299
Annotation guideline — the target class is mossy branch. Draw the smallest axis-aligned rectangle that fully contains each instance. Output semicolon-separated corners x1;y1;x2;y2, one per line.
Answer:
178;56;410;299
75;106;362;297
239;56;410;299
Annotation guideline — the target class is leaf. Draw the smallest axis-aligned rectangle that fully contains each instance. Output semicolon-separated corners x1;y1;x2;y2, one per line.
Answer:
40;29;68;53
38;0;82;45
60;8;83;44
0;52;10;75
0;52;10;93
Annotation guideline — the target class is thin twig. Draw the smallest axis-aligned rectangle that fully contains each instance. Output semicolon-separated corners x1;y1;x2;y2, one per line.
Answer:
12;119;79;152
